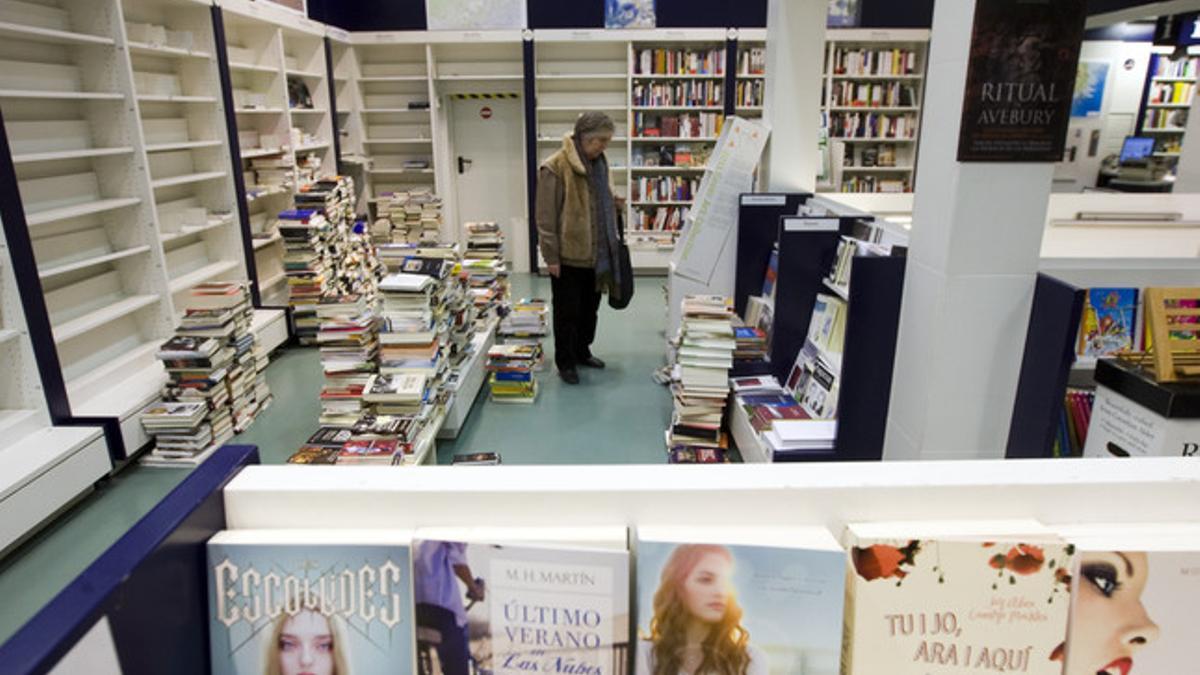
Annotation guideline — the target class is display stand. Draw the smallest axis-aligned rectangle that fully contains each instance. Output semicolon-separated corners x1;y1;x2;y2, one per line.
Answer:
731;192;807;317
438;319;498;439
5;446;1200;675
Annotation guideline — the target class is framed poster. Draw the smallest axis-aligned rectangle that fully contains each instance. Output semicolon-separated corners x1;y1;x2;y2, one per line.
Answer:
426;0;526;30
957;0;1087;162
606;0;656;28
1071;60;1110;117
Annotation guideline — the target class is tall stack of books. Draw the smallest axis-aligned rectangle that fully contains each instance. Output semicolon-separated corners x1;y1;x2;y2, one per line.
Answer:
375;242;462;272
667;295;735;462
444;262;479;376
377;272;444;441
316;294;379;427
296;176;377;301
384;189;442;244
141;283;269;467
462;258;508;325
486;343;542;404
279;208;331;345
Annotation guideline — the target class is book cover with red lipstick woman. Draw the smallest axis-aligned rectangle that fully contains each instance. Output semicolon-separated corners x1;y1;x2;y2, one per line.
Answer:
840;524;1075;675
1059;548;1200;675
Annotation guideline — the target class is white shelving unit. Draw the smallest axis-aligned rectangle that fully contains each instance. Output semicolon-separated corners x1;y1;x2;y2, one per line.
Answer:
821;29;929;195
1140;50;1198;175
0;0;182;454
125;0;247;320
348;32;439;209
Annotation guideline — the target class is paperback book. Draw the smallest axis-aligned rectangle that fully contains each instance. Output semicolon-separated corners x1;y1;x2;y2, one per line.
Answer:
206;530;414;674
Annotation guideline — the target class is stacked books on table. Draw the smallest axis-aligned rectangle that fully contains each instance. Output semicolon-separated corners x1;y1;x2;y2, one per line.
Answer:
732;325;768;360
297;176;379;302
316;294;379;427
731;375;836;459
279;208;331;345
791;293;847;420
362;373;429;460
443;262;479;375
667;295;735;463
464;221;503;259
376;242;463;271
498;298;549;345
462;258;508;325
381;188;443;245
487;343;541;404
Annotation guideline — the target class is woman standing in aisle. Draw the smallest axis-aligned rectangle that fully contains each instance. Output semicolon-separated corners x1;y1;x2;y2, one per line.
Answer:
535;111;626;385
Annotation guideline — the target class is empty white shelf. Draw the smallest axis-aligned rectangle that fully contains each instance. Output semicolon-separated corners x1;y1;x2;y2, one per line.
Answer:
0;329;19;345
253;233;282;250
159;216;234;244
145;140;222;153
229;61;278;74
236;107;285;114
0;89;123;101
358;76;427;82
240;147;287;158
286;68;324;78
362;108;431;114
289;108;327;114
537;73;625;80
539;105;626;112
364;138;432;144
370;167;434;174
295;141;330;152
127;41;212;60
261;271;287;289
0;409;40;440
436;74;522;81
53;295;160;344
151;170;227;189
11;147;134;164
138;94;216;104
39;245;152;279
168;260;240;294
26;197;141;227
0;21;114;47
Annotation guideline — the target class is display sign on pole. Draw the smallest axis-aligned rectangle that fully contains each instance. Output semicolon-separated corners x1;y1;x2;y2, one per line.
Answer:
671;117;770;284
956;0;1087;162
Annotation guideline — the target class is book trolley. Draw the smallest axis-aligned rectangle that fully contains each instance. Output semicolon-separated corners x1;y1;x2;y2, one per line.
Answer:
3;444;1200;674
730;193;907;462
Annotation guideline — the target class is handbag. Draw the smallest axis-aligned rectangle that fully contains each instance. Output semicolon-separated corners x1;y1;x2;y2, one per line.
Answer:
608;211;634;310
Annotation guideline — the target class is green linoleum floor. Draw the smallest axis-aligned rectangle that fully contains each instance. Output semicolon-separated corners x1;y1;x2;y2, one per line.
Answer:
0;273;673;644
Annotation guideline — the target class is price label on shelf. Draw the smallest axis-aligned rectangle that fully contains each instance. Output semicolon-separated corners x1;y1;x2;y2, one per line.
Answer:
741;195;786;206
783;217;839;232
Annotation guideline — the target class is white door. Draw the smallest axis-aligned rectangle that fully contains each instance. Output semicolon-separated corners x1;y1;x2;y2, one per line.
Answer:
448;97;530;272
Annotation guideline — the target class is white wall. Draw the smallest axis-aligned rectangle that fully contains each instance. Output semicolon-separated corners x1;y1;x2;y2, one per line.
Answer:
1053;40;1154;192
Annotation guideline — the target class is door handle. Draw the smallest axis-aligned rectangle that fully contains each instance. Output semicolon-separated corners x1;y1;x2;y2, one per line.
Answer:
458;156;473;174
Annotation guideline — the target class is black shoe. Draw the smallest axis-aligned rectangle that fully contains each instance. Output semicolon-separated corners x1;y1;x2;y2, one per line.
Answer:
579;356;606;369
559;368;580;385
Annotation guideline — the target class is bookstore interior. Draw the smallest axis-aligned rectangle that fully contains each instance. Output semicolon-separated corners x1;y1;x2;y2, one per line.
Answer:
3;0;1200;672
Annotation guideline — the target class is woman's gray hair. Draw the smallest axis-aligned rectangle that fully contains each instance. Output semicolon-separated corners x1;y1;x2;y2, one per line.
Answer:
574;111;615;140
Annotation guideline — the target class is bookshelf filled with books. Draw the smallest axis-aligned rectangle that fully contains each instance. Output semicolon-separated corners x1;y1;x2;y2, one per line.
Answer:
124;0;247;318
735;32;766;118
820;29;929;194
1140;51;1198;170
628;30;728;267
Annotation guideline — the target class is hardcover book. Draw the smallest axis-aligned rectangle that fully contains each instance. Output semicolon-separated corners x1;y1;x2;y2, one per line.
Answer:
412;530;630;675
206;530;414;674
841;521;1073;675
634;526;846;675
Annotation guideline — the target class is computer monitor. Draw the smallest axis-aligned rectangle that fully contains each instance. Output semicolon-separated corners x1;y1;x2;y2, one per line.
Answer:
1120;136;1156;163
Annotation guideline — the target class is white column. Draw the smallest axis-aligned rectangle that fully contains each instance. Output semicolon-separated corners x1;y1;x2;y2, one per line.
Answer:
883;0;1060;460
761;0;826;192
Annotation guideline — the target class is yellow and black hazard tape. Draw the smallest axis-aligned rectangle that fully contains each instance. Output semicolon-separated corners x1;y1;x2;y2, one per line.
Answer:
451;93;521;100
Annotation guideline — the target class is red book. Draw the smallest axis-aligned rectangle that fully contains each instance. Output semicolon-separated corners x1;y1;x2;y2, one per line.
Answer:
750;404;810;433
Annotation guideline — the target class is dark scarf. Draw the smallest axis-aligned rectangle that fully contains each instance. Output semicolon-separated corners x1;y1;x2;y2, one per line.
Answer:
577;137;621;293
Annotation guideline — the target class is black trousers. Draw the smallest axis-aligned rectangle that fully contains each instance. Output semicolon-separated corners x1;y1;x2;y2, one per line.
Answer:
416;603;470;675
550;265;601;371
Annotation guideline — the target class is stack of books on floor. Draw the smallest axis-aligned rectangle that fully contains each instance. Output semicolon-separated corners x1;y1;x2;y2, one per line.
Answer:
142;285;272;467
279;208;332;345
316;293;379;428
377;271;446;447
140;401;212;464
486;343;542;404
498;298;548;346
297;176;380;302
381;188;442;244
667;295;735;463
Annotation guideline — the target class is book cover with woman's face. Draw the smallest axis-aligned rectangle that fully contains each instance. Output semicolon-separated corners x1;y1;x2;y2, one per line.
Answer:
635;541;845;675
206;540;413;675
1060;550;1200;674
